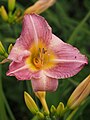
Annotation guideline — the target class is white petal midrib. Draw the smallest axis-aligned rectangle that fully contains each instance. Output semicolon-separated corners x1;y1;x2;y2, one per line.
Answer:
50;59;86;63
29;15;38;47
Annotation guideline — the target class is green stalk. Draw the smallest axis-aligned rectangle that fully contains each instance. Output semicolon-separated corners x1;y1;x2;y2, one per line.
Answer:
66;108;78;120
67;78;78;87
2;91;16;120
68;12;90;44
26;81;32;94
0;65;8;120
0;66;16;120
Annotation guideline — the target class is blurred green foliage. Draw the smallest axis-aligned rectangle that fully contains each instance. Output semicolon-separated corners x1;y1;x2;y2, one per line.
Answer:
0;0;90;120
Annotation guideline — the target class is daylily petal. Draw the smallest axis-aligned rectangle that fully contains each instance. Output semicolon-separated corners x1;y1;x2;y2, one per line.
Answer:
31;71;58;92
8;38;30;62
6;60;32;80
8;14;52;62
45;34;88;79
49;34;88;62
21;14;52;47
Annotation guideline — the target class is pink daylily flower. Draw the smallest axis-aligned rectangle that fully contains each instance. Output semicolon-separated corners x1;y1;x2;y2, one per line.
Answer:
7;14;88;92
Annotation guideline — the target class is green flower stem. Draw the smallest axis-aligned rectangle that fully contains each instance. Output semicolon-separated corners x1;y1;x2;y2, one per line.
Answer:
68;11;90;44
26;81;32;94
2;91;16;120
66;108;78;120
0;65;8;120
8;11;12;17
0;65;15;120
67;78;78;87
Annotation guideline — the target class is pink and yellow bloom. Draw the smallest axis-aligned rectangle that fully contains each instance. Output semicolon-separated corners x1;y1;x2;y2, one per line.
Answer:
7;14;88;92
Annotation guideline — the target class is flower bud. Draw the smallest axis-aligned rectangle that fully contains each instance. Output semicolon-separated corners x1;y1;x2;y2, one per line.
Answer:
67;75;90;109
56;102;64;116
0;6;8;21
8;0;16;12
50;105;56;115
24;0;56;14
24;91;39;114
0;41;8;57
8;44;13;54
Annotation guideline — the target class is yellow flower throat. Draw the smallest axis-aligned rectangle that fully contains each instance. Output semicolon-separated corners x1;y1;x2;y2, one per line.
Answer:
26;42;56;71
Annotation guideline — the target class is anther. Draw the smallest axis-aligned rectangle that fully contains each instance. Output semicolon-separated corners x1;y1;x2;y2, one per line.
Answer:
34;58;39;63
33;57;42;68
39;48;41;52
42;48;47;54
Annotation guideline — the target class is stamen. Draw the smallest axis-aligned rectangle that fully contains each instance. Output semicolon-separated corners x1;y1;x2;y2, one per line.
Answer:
39;48;41;52
42;48;47;54
33;57;42;68
33;47;48;69
34;58;39;63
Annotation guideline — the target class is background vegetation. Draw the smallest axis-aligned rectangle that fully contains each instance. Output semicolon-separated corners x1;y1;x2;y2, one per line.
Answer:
0;0;90;120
